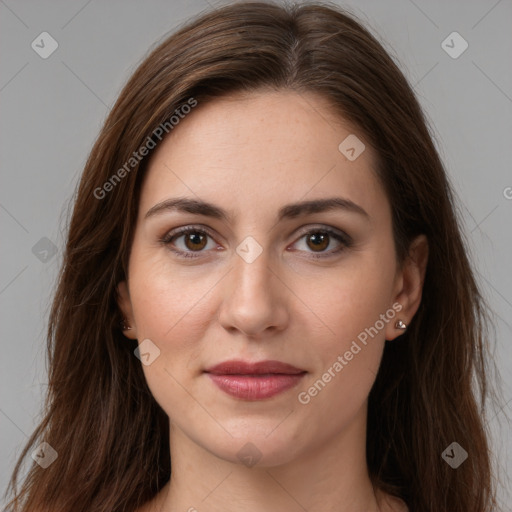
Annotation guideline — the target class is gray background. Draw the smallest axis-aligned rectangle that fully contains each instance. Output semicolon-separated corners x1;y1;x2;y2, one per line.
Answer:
1;0;511;508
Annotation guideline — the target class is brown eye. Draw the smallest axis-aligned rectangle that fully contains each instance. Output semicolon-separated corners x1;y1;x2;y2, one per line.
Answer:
291;227;352;259
161;227;217;259
305;232;330;252
183;231;208;251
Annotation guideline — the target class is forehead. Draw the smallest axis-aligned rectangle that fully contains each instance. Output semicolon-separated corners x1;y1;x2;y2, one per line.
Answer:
138;90;389;226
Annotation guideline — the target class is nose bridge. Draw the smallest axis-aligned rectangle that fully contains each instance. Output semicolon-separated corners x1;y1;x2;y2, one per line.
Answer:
235;242;271;291
231;239;275;307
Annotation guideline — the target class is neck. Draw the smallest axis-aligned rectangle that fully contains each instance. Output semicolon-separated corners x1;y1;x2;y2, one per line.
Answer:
157;408;384;512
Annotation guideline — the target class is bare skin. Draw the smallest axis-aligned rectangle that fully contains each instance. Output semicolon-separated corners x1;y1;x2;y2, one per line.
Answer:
118;90;427;512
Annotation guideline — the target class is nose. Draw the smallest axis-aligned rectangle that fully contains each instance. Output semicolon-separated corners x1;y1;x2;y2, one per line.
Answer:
217;244;289;338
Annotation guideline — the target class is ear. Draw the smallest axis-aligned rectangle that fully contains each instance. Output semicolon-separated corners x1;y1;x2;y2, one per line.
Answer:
117;280;138;339
385;234;429;341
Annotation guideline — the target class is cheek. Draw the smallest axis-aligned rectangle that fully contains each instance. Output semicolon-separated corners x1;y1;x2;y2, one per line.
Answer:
129;244;220;342
294;300;388;432
292;250;396;408
297;249;396;349
128;270;216;424
126;250;223;402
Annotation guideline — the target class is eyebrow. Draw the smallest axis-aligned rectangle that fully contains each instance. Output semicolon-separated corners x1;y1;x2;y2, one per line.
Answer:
144;196;369;222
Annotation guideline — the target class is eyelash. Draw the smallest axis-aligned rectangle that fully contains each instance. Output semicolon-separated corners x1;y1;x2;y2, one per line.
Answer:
159;225;352;260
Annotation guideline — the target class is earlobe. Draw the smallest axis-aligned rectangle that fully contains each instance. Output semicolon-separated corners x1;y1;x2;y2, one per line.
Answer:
386;235;429;341
116;280;137;339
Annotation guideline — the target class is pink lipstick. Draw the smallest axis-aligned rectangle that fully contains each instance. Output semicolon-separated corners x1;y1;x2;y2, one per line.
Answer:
204;360;306;400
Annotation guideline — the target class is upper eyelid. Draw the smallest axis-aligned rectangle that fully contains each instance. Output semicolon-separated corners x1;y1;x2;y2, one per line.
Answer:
164;225;218;242
294;224;350;240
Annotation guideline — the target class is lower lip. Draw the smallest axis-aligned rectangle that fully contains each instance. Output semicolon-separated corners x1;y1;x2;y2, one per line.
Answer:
206;373;306;400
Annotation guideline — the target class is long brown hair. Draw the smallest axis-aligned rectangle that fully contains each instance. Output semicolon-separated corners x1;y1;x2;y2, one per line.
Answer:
4;1;502;511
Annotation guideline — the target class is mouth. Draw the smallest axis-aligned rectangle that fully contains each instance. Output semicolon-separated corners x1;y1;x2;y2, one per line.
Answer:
204;359;306;375
203;359;307;400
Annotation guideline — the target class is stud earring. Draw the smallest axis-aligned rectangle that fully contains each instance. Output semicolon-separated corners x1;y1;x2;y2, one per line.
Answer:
395;320;407;330
121;318;132;330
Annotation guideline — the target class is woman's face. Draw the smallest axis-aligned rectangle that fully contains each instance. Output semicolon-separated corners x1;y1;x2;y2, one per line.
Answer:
118;90;424;467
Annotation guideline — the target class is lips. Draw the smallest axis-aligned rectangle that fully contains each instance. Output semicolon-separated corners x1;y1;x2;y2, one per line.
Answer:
204;359;305;375
204;359;307;400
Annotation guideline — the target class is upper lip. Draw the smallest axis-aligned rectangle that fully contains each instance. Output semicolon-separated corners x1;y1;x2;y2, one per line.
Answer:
204;359;306;375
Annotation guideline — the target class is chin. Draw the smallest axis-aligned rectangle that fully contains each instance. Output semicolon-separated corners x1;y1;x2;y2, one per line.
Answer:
197;425;305;468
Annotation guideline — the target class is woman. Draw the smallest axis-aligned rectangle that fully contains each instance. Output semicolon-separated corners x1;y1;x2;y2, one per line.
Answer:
4;1;501;511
